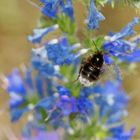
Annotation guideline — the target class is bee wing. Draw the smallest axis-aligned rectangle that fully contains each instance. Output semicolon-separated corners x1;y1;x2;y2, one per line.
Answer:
99;64;121;83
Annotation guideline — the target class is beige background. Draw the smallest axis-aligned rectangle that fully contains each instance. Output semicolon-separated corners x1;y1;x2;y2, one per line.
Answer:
0;0;140;139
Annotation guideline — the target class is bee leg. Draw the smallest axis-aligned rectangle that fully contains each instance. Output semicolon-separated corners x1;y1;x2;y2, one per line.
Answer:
73;74;80;83
100;66;106;74
73;67;82;83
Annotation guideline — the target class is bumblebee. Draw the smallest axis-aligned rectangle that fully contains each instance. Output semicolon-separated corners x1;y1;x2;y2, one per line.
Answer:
76;41;105;86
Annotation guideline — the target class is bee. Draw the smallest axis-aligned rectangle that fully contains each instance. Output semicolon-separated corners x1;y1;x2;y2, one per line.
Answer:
77;41;104;86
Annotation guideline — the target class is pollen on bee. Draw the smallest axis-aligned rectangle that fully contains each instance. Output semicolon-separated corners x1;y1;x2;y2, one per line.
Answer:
79;76;93;87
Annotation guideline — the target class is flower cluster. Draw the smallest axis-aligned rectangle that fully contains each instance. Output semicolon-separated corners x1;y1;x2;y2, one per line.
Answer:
40;0;74;20
1;0;140;140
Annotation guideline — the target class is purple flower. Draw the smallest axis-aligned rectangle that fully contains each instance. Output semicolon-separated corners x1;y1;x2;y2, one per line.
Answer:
87;0;105;29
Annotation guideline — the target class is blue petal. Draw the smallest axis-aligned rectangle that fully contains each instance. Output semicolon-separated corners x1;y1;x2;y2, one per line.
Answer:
57;86;71;96
39;63;59;78
35;74;44;98
103;40;137;57
45;78;54;95
103;18;139;62
31;54;42;70
46;38;78;65
108;125;135;140
41;3;57;18
28;25;59;44
22;122;33;138
35;97;56;110
93;81;128;121
7;69;26;95
109;17;139;41
40;0;62;18
60;0;74;20
56;95;77;115
10;108;27;122
24;69;34;90
103;55;114;65
87;0;105;29
77;96;93;114
9;93;25;108
118;49;140;62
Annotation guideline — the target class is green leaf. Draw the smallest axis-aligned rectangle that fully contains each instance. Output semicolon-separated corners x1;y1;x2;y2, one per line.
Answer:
37;16;56;28
57;14;76;35
83;36;105;51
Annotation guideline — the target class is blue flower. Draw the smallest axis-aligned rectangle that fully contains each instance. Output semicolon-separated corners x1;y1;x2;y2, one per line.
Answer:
4;70;28;122
118;48;140;62
35;73;59;99
40;0;74;20
10;108;28;122
104;40;137;57
107;125;135;140
35;74;44;98
35;86;93;119
57;86;71;96
77;96;93;114
87;0;105;29
40;0;60;18
107;17;139;41
78;80;129;123
103;54;114;65
36;87;77;116
103;17;140;63
45;38;88;65
3;68;57;122
7;69;26;95
35;96;57;110
28;24;59;44
31;46;62;79
2;69;30;122
56;95;78;115
78;80;132;138
24;68;34;90
93;81;128;122
41;3;57;18
60;0;74;20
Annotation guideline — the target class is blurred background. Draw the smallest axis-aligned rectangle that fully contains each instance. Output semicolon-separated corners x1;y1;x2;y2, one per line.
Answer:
0;0;140;139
